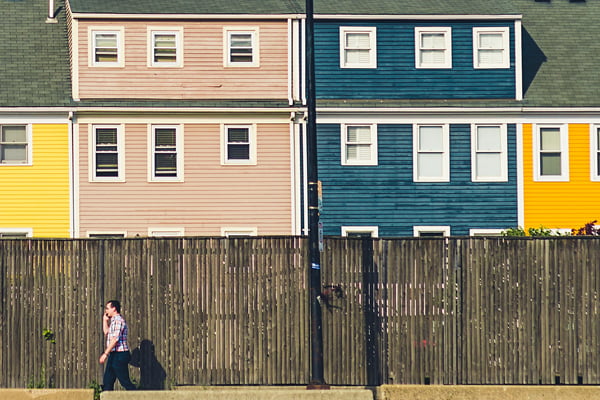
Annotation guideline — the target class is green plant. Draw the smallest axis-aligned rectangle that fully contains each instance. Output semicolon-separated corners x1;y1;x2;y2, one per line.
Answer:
42;328;55;344
88;380;102;400
501;227;526;236
27;364;49;388
501;225;570;237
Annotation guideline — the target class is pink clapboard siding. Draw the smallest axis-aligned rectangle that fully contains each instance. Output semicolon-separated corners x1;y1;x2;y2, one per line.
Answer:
76;20;290;99
77;122;293;236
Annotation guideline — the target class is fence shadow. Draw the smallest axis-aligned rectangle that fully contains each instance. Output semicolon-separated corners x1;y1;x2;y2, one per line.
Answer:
130;339;166;390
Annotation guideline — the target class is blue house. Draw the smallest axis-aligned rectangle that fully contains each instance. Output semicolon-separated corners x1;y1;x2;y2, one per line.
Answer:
313;1;523;237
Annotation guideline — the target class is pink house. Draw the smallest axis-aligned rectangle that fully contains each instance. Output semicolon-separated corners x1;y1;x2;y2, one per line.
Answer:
66;0;305;237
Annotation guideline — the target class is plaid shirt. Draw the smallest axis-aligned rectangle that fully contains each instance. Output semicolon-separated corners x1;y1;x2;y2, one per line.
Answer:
106;314;130;352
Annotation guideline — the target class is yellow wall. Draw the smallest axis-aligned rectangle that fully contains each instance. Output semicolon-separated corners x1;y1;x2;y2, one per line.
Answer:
523;123;600;230
0;123;70;237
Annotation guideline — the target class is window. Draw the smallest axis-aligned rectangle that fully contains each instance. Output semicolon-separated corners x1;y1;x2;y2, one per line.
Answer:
0;228;32;238
414;226;450;237
222;125;256;165
592;126;600;181
339;27;377;68
341;226;379;238
534;125;569;181
87;232;126;238
341;124;377;166
0;125;29;165
91;125;124;181
469;229;503;236
415;27;452;69
224;28;259;67
413;125;449;182
148;28;182;67
473;27;510;69
148;228;184;237
150;125;183;181
471;124;508;182
221;227;258;237
90;28;124;67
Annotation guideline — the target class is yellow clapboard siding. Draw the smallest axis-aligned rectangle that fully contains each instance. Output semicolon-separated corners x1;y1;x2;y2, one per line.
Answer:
523;123;600;230
0;124;70;237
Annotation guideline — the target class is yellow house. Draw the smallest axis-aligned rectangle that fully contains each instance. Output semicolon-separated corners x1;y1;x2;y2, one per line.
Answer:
522;123;600;232
0;120;71;238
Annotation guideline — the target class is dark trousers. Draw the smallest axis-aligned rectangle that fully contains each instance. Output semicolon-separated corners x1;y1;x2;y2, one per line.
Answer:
103;351;136;391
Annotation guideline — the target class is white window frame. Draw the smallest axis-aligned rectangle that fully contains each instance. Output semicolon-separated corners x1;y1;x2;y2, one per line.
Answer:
0;228;33;238
0;124;32;166
148;125;183;182
533;124;569;182
413;226;451;237
341;124;378;166
469;228;503;236
339;26;377;69
415;27;452;69
221;124;257;165
473;27;510;69
471;124;508;182
591;125;600;182
148;227;185;237
413;124;450;182
87;231;127;238
89;27;124;67
90;125;125;182
147;27;183;68
224;27;259;67
221;227;258;237
341;226;379;238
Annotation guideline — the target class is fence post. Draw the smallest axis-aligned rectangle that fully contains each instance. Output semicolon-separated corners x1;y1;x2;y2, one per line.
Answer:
362;238;381;385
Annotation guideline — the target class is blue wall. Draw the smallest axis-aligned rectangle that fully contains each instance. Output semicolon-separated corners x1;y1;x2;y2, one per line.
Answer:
315;21;516;99
317;123;518;236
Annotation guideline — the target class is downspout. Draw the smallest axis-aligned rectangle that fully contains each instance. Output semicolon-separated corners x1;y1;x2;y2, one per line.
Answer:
46;0;58;23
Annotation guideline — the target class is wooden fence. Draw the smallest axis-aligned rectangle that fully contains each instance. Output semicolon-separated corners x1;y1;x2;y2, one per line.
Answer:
1;236;600;388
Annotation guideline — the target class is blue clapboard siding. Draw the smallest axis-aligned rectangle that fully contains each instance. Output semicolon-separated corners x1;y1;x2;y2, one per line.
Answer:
317;123;518;236
315;21;516;99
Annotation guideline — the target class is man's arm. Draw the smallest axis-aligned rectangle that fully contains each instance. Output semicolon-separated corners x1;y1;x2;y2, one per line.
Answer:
102;313;110;336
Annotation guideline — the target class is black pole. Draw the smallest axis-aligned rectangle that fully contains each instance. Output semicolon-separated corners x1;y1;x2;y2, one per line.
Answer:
305;0;326;387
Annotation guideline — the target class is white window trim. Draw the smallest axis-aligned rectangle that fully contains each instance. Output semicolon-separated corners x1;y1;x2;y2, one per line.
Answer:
339;26;377;69
341;123;378;166
415;27;452;69
413;226;451;237
341;226;379;238
413;124;450;182
221;227;258;237
591;125;600;182
0;228;33;238
469;228;503;236
471;124;508;182
0;124;32;166
533;124;569;182
147;27;183;68
223;27;260;67
89;124;125;182
221;124;257;165
148;227;185;237
472;27;510;69
148;124;184;182
89;27;124;67
87;231;127;238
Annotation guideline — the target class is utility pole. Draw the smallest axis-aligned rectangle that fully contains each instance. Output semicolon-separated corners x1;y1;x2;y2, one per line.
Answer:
305;0;326;388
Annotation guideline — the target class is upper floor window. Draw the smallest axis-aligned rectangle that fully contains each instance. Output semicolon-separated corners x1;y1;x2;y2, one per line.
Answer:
222;125;256;165
473;27;510;69
534;125;569;182
224;28;259;67
0;125;30;165
90;28;124;67
150;125;183;181
471;124;508;182
148;28;182;67
341;124;378;166
415;27;452;69
91;125;124;181
592;126;600;181
413;125;449;182
339;27;377;69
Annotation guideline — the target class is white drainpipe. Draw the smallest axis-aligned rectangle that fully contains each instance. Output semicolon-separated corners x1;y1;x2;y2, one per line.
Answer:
46;0;58;23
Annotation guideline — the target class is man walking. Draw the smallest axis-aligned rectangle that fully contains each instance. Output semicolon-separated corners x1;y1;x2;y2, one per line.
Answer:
99;300;136;390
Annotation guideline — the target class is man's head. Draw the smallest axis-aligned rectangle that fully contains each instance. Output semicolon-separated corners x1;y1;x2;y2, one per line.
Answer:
105;300;121;317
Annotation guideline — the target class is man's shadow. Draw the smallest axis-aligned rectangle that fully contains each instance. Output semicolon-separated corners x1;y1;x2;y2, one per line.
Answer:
130;340;167;390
